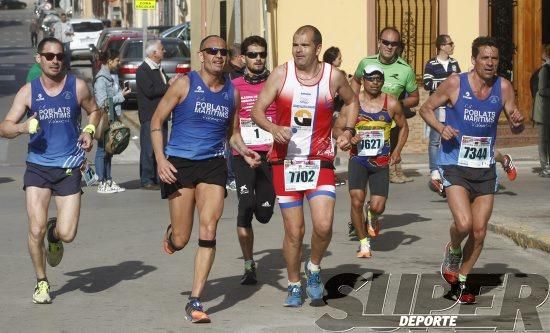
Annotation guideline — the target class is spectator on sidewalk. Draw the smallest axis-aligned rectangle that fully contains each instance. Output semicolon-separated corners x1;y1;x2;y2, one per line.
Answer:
30;18;39;48
52;13;73;70
136;39;180;190
93;49;131;193
533;44;550;177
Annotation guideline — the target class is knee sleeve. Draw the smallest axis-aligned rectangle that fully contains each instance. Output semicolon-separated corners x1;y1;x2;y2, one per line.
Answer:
198;239;216;248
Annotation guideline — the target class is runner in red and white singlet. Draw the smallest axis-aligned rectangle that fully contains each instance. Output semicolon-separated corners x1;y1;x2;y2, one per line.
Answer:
251;25;359;307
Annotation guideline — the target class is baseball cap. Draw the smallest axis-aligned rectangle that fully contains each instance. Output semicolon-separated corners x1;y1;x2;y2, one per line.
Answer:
363;64;384;77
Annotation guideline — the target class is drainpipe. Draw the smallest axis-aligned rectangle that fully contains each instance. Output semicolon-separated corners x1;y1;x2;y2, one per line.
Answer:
234;0;241;44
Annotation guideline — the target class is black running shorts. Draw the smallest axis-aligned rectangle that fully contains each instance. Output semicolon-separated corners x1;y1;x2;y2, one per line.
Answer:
160;156;227;199
440;164;497;199
23;162;82;196
347;158;389;197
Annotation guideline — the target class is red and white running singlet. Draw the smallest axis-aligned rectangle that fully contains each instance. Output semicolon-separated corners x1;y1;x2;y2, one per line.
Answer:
270;60;335;162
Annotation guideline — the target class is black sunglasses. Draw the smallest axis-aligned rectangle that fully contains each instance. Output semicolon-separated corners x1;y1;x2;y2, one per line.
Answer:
381;39;400;47
363;75;383;82
245;51;267;59
40;52;64;61
201;48;229;56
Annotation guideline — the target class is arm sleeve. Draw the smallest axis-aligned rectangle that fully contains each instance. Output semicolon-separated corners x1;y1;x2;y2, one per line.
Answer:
93;76;108;108
136;68;169;99
423;62;434;92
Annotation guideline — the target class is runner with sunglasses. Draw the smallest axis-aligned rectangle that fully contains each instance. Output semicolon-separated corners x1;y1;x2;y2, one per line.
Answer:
229;35;276;285
151;35;260;323
339;64;408;258
0;37;101;304
351;27;419;185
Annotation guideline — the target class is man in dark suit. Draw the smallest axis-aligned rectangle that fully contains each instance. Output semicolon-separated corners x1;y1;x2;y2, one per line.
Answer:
136;39;179;189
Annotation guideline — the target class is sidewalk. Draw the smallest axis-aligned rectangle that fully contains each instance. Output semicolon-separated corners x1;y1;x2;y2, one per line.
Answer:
121;109;550;254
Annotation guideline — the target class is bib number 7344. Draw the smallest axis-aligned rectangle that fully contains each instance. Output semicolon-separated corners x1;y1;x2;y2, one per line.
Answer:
458;135;491;168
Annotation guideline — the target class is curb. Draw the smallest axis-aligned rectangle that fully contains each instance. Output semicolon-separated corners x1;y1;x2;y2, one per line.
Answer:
488;220;550;254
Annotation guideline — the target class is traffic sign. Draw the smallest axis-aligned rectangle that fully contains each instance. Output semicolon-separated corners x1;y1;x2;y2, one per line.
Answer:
135;0;156;10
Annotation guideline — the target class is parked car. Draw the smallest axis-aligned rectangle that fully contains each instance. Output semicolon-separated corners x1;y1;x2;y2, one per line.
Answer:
70;18;104;60
118;37;191;101
90;28;142;77
0;0;27;9
160;22;190;49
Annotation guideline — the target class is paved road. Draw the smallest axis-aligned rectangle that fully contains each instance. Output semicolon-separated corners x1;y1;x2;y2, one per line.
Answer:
0;8;549;332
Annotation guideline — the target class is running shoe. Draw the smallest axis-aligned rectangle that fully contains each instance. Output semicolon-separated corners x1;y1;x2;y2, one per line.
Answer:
46;217;63;267
429;178;446;198
304;260;325;303
240;263;257;285
283;284;303;307
348;221;356;237
502;154;517;181
441;242;461;285
97;181;116;194
32;280;51;304
107;180;126;193
356;244;372;258
366;209;380;238
449;281;476;304
185;298;211;323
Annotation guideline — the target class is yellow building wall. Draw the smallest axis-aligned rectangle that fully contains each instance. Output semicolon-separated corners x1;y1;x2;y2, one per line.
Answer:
446;0;481;72
274;0;369;76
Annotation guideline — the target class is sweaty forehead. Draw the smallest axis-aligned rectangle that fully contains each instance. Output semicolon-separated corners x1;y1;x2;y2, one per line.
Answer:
477;45;499;56
381;30;399;41
293;31;313;43
203;37;226;49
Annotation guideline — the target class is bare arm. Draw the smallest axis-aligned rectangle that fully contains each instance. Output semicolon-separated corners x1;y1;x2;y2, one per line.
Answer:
402;89;419;108
350;76;362;95
500;78;524;133
77;78;101;151
151;75;189;184
419;73;460;140
332;69;359;151
388;95;408;165
251;65;291;143
0;84;32;138
229;91;261;168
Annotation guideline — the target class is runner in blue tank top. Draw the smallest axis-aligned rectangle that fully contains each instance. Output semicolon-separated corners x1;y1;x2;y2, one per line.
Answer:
149;35;260;324
0;37;101;304
420;37;524;304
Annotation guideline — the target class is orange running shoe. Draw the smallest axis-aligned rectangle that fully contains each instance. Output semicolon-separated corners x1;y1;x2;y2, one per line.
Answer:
185;298;211;323
502;154;517;181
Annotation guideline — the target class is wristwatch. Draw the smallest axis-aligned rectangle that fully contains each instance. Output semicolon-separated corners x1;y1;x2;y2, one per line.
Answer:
343;127;356;137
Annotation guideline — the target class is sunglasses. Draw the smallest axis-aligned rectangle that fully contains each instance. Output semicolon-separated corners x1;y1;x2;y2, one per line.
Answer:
442;42;455;47
245;51;267;59
40;52;64;61
363;75;383;82
201;47;229;56
380;39;400;47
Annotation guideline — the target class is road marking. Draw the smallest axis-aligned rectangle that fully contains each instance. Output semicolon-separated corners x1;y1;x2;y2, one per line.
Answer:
0;75;15;81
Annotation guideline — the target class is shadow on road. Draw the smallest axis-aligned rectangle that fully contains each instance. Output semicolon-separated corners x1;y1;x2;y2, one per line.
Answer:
0;20;23;28
0;177;15;184
370;230;421;251
51;260;156;298
180;246;334;314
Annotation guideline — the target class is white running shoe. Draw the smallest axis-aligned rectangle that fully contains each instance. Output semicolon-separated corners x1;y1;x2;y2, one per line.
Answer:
97;181;116;194
108;180;126;193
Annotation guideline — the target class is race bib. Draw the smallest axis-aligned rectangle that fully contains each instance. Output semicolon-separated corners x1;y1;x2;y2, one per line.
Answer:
240;117;273;146
458;135;491;168
284;160;321;191
357;129;384;156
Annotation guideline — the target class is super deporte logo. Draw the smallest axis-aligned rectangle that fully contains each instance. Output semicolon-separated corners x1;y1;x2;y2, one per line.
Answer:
315;272;549;332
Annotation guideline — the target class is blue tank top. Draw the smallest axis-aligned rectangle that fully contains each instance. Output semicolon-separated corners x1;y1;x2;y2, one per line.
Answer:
439;73;503;167
165;71;235;160
28;75;84;168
